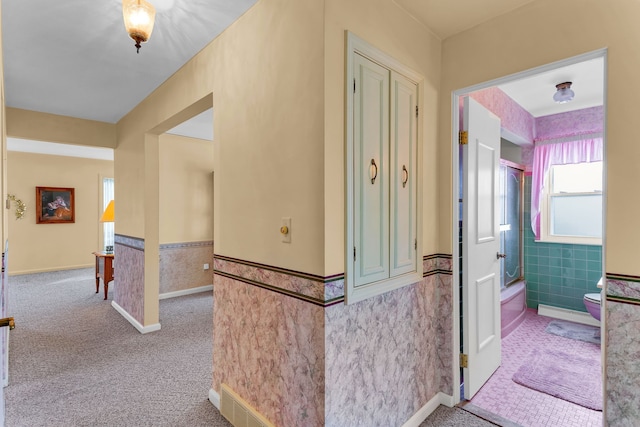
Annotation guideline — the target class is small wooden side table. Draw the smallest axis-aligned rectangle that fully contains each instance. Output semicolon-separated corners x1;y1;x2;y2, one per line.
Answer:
93;251;114;300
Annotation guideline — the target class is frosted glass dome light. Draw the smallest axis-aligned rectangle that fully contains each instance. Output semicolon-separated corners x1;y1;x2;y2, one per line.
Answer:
553;81;575;104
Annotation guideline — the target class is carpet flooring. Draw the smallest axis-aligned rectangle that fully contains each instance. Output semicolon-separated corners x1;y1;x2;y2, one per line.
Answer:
5;268;231;427
4;268;502;427
418;405;501;427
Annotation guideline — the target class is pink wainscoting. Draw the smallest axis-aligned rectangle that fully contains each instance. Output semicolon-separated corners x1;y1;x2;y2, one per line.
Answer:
211;255;453;427
324;273;451;426
501;280;527;338
113;238;145;325
212;274;326;427
159;241;213;294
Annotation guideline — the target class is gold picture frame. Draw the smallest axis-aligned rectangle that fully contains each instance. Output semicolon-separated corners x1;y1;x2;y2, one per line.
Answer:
36;187;75;224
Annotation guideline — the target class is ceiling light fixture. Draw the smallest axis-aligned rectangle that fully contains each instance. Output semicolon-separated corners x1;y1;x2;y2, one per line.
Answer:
553;81;575;104
122;0;156;53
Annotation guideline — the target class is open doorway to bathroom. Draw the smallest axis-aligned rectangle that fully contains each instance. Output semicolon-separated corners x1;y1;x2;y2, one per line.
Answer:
455;50;605;427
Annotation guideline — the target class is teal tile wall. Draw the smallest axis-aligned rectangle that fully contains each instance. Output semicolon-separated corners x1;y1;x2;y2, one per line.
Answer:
524;176;603;312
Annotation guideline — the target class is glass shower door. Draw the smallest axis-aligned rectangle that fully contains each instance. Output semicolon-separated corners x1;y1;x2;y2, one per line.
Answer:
499;163;523;288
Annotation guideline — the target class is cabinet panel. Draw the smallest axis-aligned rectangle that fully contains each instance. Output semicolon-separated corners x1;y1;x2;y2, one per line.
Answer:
390;72;418;277
354;54;389;286
346;33;423;304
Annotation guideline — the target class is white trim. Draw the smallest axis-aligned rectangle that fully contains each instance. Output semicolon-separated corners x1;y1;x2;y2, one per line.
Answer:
208;388;220;409
8;264;93;276
537;304;601;327
111;301;162;334
159;284;213;300
401;392;454;427
451;48;608;405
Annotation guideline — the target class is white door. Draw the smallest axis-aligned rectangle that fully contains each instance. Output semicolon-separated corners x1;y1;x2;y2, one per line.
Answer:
462;97;502;399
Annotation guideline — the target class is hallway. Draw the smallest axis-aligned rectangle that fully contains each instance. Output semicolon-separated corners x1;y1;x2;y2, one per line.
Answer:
6;269;227;426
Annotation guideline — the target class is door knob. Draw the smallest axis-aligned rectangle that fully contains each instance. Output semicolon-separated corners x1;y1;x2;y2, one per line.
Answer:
496;253;507;259
0;317;15;330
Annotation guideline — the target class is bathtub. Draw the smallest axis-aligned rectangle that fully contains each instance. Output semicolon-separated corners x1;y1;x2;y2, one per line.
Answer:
501;280;527;338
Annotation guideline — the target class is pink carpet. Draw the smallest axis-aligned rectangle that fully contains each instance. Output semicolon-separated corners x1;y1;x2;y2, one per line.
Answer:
512;348;602;411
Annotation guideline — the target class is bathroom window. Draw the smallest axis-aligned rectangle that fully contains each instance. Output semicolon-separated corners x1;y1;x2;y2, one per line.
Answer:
540;162;602;245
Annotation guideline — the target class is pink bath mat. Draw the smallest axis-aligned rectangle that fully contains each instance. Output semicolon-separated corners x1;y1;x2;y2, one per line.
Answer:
512;348;602;411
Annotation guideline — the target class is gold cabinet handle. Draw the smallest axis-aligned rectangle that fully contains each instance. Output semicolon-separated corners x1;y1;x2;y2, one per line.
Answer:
370;159;378;184
0;317;15;330
402;165;408;188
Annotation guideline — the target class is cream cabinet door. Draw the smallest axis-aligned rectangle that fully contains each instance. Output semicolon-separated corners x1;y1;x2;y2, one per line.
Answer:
353;53;389;287
390;71;418;277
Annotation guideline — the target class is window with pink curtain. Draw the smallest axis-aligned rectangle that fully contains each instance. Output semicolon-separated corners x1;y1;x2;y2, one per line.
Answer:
530;135;603;238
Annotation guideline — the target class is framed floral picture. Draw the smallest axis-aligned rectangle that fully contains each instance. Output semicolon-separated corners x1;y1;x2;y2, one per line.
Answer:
36;187;75;224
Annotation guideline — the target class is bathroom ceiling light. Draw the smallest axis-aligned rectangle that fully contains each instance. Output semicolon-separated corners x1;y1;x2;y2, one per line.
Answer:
553;81;575;104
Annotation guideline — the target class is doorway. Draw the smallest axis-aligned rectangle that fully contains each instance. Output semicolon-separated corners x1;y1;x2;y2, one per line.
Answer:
453;49;606;426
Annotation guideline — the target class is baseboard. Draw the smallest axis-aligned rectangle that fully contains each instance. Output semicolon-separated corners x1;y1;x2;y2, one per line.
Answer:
211;387;450;426
209;388;220;409
159;285;213;300
111;301;162;334
538;304;600;327
401;392;453;427
9;264;93;276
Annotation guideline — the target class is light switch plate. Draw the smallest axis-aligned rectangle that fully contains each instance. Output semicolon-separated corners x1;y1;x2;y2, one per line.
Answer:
281;217;291;243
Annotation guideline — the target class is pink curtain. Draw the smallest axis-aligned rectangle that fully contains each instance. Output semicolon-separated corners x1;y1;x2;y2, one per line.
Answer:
530;136;603;238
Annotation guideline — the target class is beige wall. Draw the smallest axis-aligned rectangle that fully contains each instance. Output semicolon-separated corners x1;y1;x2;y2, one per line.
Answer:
323;0;441;275
7;151;113;274
439;0;638;276
1;3;6;252
7;108;116;149
158;134;213;244
116;0;326;275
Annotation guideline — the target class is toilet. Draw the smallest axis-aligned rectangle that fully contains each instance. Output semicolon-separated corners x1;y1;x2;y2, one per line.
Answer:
584;292;602;321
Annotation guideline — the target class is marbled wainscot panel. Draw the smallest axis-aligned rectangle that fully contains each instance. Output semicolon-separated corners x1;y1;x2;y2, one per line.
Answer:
213;273;325;427
436;255;453;273
606;277;640;300
423;255;438;274
605;296;640;425
159;241;213;294
113;237;145;324
324;277;344;301
324;276;440;427
436;272;453;395
214;256;326;301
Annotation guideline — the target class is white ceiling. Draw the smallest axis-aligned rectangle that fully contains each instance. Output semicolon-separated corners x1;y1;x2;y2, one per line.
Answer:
497;56;604;118
1;0;603;158
1;0;257;123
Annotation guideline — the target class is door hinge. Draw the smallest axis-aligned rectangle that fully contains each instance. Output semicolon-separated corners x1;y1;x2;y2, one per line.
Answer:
354;246;356;261
416;105;418;117
414;239;417;250
460;353;468;368
353;78;356;94
459;131;468;145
